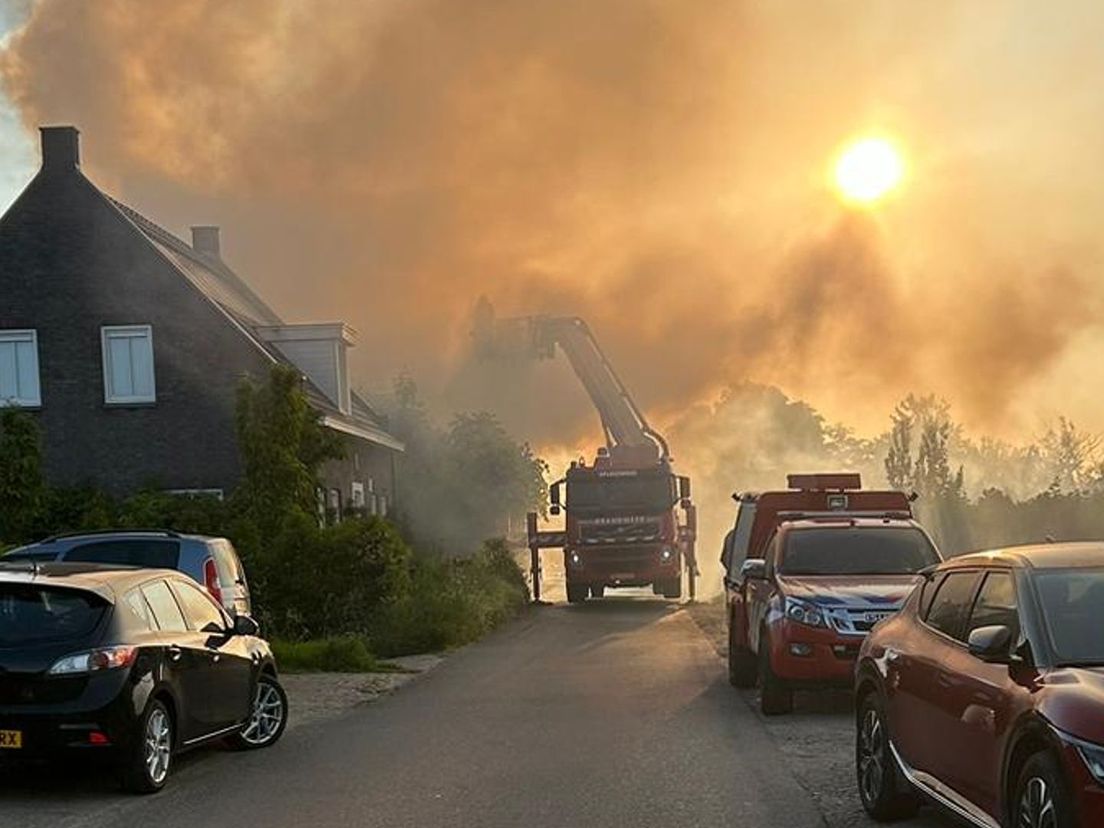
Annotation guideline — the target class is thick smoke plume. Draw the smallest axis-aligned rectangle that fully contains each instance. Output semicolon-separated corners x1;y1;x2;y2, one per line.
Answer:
4;0;1104;454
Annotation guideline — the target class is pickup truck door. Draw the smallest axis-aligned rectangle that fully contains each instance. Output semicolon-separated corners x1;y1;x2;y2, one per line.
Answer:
746;532;781;654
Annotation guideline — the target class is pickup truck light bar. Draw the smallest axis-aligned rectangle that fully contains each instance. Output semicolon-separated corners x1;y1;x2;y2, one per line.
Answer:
786;473;863;491
775;510;913;521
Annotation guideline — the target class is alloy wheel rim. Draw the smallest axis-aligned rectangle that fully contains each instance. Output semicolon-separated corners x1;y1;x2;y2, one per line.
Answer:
1019;776;1057;828
858;707;885;805
145;707;172;785
241;681;284;746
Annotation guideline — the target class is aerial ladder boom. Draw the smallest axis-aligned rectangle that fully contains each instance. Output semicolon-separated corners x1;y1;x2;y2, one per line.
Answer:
474;309;670;464
472;301;697;603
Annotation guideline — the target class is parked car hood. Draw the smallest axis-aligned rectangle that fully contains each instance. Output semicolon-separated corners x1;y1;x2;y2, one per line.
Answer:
776;574;919;608
1040;667;1104;745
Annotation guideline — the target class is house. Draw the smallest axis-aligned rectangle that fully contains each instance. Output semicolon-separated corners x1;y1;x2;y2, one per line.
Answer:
0;126;403;516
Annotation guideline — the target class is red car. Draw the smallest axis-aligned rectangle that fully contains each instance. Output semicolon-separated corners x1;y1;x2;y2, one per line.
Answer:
855;542;1104;828
728;504;940;714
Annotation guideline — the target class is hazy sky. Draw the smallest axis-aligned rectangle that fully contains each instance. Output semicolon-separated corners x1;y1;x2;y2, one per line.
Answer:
0;1;33;210
3;0;1104;450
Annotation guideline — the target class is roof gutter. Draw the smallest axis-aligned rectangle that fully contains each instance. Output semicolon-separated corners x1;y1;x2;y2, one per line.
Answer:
321;415;405;453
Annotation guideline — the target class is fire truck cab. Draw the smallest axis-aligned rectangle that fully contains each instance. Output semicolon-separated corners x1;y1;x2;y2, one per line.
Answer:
554;450;693;603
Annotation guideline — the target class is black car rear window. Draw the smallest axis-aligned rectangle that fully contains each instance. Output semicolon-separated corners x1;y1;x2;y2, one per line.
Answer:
780;527;939;576
64;540;180;569
0;585;108;645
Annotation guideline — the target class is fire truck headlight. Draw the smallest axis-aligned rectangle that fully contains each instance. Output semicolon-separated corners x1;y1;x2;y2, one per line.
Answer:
569;552;582;568
785;598;827;629
659;546;674;563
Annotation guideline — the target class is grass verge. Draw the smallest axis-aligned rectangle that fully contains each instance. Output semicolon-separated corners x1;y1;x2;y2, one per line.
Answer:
272;636;403;673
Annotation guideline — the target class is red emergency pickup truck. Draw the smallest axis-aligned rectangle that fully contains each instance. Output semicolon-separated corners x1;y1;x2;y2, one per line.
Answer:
721;474;941;715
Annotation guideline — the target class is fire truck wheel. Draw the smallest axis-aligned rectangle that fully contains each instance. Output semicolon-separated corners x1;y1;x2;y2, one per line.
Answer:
758;632;794;715
659;577;681;599
728;622;758;688
589;584;605;599
566;584;588;604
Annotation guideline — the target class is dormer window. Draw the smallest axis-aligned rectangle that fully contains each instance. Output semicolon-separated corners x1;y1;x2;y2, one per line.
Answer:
102;325;156;405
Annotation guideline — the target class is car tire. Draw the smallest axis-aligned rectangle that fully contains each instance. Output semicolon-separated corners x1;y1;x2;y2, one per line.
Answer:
758;633;794;715
855;692;918;821
566;584;588;604
121;698;173;794
589;584;605;599
228;674;289;751
728;618;758;688
1013;751;1074;828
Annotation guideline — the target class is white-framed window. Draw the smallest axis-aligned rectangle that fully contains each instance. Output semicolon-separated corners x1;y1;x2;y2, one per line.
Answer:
101;325;156;404
0;329;41;407
351;481;365;509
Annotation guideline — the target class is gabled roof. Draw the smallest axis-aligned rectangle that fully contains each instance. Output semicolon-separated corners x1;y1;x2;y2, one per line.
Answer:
111;198;282;327
100;195;402;452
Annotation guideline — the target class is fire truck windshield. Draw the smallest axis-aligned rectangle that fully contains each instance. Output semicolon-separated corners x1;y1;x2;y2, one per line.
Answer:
780;527;939;576
567;474;675;511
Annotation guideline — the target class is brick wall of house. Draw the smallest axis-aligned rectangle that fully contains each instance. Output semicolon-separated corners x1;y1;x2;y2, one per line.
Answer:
320;437;399;518
0;158;278;495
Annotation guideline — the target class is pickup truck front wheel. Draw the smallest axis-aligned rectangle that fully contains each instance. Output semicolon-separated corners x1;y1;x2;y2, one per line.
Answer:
566;584;588;604
758;632;794;715
728;617;758;688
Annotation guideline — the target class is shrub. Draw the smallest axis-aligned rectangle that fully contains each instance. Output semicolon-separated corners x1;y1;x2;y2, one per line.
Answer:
271;636;380;673
370;538;528;657
255;514;413;640
0;409;45;545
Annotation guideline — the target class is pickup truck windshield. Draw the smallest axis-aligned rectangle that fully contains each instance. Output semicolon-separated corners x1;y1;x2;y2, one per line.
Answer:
780;527;938;576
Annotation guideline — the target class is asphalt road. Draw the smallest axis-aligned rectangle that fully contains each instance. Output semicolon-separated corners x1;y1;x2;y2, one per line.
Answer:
2;597;954;828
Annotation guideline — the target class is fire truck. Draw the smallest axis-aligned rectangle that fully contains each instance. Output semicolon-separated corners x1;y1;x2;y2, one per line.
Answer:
474;308;696;603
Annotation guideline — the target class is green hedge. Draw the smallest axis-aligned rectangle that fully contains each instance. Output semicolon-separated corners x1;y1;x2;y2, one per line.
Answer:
368;539;529;657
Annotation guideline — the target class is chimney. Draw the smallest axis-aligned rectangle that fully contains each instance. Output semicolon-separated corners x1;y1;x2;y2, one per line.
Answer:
40;126;80;170
191;226;221;259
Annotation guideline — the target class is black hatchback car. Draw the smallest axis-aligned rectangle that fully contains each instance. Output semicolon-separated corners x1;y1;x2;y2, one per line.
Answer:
0;563;287;792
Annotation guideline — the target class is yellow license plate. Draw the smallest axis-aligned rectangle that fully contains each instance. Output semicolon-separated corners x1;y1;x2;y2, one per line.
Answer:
0;730;22;749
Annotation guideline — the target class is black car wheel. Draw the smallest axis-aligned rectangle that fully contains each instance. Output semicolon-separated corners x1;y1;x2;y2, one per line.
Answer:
758;632;794;715
728;618;758;688
121;698;173;794
1014;752;1073;828
590;584;605;599
229;674;288;750
855;692;917;820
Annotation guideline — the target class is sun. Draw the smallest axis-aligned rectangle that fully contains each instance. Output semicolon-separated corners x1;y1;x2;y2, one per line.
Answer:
834;137;904;203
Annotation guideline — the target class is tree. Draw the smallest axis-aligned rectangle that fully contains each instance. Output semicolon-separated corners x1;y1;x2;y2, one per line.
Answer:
884;404;913;491
381;375;547;554
1039;417;1100;493
0;409;45;544
233;365;344;536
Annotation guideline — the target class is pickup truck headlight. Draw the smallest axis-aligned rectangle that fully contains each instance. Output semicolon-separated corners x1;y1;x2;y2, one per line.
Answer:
785;597;827;629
